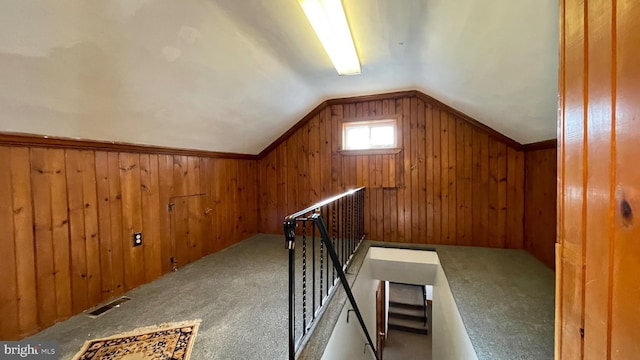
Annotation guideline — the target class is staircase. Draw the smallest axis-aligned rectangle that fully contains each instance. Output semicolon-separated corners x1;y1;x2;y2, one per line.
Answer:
388;282;428;335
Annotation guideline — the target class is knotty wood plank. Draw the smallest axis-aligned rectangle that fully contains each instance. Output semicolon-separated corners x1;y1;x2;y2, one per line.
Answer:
417;99;427;244
245;159;258;234
65;150;89;314
157;154;173;273
211;159;224;251
199;157;215;256
172;155;190;265
384;188;392;242
447;115;457;245
309;115;321;203
226;159;239;246
609;1;640;356
107;152;124;295
10;147;38;336
432;109;442;244
370;176;378;240
559;1;585;357
0;147;19;339
479;132;490;247
425;104;435;244
120;152;145;289
389;188;398;243
30;148;58;327
376;156;384;240
320;108;332;199
496;142;508;248
463;123;474;246
95;151;115;299
506;147;524;249
275;136;287;226
362;153;370;236
581;1;612;356
456;120;466;246
410;97;420;243
286;135;299;216
141;154;163;280
186;156;203;262
80;151;101;308
299;122;310;208
394;100;405;243
49;149;72;320
440;112;450;244
401;97;412;242
220;160;231;246
488;140;500;247
330;105;343;194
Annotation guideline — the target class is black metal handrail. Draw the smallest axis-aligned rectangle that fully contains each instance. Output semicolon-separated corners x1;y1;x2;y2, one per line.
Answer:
283;187;377;359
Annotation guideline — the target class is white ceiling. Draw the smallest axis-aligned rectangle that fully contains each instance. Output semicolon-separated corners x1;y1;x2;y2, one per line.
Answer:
0;0;558;154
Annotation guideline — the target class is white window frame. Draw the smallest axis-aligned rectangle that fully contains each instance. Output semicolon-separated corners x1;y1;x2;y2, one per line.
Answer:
340;115;402;155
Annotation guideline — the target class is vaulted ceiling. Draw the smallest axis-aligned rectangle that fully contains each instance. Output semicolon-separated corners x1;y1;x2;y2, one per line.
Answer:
0;0;558;154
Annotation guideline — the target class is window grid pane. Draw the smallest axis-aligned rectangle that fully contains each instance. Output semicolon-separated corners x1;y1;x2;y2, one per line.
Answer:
342;119;397;150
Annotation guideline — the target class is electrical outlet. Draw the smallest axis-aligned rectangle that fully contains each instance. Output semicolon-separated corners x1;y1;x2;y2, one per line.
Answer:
133;232;142;247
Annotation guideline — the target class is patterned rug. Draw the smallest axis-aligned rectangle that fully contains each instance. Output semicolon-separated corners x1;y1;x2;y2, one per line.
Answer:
72;320;201;360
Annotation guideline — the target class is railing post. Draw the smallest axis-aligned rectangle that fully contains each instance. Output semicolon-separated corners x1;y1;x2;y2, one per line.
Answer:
283;219;296;360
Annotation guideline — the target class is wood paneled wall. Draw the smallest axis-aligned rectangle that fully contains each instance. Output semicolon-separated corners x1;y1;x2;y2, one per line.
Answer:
557;0;640;358
0;146;257;339
524;147;557;269
258;94;526;247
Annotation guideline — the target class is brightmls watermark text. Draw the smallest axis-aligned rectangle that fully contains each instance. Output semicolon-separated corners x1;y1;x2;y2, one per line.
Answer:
0;342;58;359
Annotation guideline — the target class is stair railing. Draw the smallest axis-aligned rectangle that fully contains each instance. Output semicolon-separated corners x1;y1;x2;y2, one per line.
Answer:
283;187;377;359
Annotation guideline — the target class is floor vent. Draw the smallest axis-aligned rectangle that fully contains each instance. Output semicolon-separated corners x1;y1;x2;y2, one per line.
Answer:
86;297;131;318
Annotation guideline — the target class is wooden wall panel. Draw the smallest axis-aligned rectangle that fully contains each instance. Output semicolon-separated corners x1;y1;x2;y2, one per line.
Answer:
257;93;526;247
10;148;38;337
610;0;640;357
0;147;19;340
557;0;640;358
524;148;557;269
0;146;258;340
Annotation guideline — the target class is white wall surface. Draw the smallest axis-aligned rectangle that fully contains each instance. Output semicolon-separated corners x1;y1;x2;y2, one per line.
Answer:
368;247;438;285
432;264;478;360
321;259;378;360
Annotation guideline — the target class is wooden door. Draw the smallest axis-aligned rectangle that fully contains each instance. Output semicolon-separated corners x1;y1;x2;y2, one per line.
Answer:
376;280;386;359
557;0;640;358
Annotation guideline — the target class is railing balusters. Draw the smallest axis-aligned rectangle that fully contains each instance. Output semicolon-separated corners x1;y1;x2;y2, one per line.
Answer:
284;188;370;360
311;221;316;321
341;197;346;267
302;222;307;335
319;220;324;307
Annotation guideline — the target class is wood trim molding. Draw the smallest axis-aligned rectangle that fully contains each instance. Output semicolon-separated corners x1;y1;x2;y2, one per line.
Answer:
327;90;418;105
0;132;258;160
338;148;402;156
522;139;557;151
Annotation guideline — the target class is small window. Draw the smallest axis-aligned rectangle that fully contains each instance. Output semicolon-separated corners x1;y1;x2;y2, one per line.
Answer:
342;119;398;151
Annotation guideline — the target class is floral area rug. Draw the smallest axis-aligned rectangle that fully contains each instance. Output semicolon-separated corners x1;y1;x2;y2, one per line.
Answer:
72;320;201;360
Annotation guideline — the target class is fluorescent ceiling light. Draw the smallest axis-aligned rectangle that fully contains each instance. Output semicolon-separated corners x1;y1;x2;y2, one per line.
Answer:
299;0;361;75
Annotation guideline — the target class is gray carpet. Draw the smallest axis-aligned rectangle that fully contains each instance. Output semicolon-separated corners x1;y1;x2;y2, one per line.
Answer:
26;234;290;360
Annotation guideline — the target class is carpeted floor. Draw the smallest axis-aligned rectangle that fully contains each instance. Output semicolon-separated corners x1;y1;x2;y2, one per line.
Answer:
26;234;290;360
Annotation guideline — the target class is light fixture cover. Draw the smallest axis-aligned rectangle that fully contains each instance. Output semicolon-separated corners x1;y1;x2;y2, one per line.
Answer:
299;0;361;75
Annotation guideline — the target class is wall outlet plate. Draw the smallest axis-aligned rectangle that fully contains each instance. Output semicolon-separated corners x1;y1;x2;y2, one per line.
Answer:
133;232;142;247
